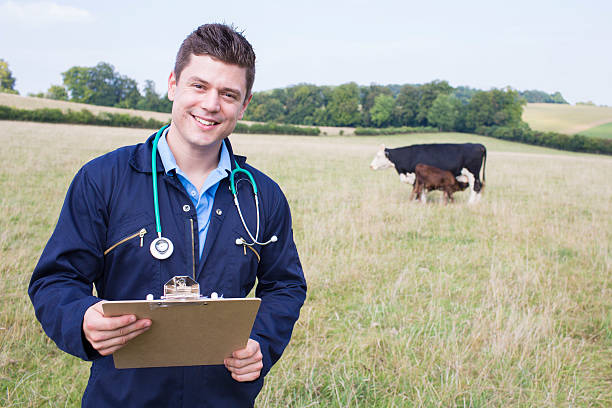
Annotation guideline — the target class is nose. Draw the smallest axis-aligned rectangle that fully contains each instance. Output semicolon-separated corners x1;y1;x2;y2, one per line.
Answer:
200;90;220;113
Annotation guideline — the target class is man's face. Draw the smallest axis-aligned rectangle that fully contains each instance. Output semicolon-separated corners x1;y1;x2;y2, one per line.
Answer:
167;54;251;151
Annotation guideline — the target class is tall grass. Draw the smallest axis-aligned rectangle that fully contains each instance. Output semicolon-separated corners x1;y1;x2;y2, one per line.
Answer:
1;122;610;407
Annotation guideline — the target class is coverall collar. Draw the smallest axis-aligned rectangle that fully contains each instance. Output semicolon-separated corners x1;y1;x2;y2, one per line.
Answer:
129;130;248;174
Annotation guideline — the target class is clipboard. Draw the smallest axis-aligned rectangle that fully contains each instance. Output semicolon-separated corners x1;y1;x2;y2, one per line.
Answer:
101;277;260;369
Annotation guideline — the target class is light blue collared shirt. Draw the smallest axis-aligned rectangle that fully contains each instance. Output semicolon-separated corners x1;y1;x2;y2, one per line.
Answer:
157;129;231;258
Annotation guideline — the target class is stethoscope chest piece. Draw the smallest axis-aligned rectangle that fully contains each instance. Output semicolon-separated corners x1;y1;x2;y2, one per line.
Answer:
150;236;174;260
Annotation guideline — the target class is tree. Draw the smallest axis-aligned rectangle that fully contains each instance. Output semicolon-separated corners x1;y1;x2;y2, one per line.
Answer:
244;91;285;122
370;94;395;127
519;89;568;104
427;94;461;131
452;86;478;104
361;85;393;126
284;84;326;125
0;59;18;94
393;85;420;126
415;80;453;126
463;87;526;131
326;83;361;126
62;62;142;108
135;80;171;112
46;85;68;100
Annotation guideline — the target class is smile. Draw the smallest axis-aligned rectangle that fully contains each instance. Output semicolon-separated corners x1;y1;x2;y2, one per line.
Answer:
192;115;219;126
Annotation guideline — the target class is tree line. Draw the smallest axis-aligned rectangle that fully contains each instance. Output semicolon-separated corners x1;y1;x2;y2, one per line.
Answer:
2;58;567;126
28;62;173;113
243;81;528;133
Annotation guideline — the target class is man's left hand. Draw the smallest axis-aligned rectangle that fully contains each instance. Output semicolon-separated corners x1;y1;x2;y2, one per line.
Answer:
224;338;263;382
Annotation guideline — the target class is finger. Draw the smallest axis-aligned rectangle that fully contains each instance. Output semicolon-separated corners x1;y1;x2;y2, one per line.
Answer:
87;319;151;351
225;359;263;376
92;324;151;355
230;369;261;382
88;302;140;332
87;313;139;333
225;349;262;369
231;339;259;359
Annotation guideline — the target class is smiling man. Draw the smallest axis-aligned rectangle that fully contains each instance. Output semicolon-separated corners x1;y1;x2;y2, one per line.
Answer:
29;24;306;407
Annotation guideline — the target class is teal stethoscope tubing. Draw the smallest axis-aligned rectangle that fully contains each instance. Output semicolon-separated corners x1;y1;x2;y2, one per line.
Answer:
151;124;169;239
151;125;276;252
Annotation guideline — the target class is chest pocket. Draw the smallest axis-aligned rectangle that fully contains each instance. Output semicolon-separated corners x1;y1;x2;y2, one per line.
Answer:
228;227;261;297
101;213;157;299
105;213;153;256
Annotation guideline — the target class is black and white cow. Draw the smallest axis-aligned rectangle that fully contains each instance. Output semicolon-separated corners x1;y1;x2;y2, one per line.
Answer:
369;143;487;203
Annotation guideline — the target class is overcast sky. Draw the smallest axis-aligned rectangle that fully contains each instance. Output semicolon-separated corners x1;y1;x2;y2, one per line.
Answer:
1;0;610;105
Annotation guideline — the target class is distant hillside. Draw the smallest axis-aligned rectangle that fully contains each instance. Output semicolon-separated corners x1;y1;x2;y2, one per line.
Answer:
522;103;612;134
578;122;612;140
0;93;171;121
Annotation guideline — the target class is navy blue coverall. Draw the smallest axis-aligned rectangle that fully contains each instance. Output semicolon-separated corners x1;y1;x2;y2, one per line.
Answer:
29;133;307;407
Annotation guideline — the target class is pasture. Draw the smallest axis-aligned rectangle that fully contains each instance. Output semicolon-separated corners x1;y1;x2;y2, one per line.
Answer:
579;122;612;140
523;103;612;135
0;121;611;407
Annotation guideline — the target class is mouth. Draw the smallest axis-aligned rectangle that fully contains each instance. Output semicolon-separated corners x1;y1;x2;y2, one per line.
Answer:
192;114;219;127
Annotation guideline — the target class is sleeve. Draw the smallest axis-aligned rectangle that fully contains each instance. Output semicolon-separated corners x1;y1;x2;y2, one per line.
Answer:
249;185;307;377
28;167;108;361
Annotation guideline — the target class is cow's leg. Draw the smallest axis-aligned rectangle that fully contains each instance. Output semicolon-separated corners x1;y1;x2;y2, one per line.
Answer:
409;184;417;201
405;172;416;185
443;190;451;204
420;188;427;204
414;180;423;202
473;178;483;203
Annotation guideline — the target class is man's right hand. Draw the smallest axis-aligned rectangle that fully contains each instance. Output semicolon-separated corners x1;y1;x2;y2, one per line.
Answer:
83;301;151;356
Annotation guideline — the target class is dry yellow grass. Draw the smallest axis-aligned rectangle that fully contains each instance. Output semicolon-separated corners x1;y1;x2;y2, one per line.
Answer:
1;121;610;407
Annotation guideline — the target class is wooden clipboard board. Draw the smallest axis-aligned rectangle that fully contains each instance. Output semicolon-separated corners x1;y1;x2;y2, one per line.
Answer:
102;298;260;369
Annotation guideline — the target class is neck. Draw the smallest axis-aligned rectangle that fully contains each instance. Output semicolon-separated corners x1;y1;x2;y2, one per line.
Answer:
166;130;222;192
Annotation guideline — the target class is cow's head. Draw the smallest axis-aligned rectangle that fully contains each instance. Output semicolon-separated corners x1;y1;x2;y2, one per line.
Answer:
369;144;394;170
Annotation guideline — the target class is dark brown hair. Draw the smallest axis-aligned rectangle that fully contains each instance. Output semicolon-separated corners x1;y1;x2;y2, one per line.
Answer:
174;23;256;101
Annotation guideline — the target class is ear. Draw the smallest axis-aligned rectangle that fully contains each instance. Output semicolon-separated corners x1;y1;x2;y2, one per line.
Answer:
167;72;177;101
379;144;386;151
238;94;252;120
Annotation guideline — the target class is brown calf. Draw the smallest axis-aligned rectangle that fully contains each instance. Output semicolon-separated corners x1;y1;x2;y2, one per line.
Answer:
411;163;469;204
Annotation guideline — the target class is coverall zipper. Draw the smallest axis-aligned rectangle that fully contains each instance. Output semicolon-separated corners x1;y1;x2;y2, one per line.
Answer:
190;218;195;279
104;228;147;255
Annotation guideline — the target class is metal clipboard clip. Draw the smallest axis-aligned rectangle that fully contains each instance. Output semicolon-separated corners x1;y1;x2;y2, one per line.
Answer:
162;276;202;299
145;276;221;309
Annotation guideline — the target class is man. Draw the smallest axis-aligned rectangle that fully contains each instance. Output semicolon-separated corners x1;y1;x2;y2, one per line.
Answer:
29;24;306;407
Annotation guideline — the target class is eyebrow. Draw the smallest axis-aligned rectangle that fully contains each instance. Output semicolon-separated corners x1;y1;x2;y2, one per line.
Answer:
187;76;243;99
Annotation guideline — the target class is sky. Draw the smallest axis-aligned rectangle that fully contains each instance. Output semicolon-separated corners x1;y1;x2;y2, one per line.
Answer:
1;0;611;106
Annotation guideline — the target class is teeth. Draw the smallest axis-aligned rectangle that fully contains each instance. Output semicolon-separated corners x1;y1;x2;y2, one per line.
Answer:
194;116;216;126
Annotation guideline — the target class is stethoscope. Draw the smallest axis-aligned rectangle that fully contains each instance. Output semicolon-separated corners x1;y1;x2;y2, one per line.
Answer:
149;124;277;260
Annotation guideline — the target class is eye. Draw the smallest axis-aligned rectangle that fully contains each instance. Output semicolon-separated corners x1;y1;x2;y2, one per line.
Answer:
223;92;238;100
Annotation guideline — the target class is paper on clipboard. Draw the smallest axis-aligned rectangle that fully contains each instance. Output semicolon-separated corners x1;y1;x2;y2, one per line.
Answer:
101;297;260;369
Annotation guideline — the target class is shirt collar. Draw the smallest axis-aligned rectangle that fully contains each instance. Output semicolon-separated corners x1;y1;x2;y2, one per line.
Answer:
157;127;231;179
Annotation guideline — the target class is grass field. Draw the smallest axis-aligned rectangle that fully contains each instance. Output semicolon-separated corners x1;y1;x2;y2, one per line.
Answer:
579;122;612;140
1;121;611;407
523;103;612;135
